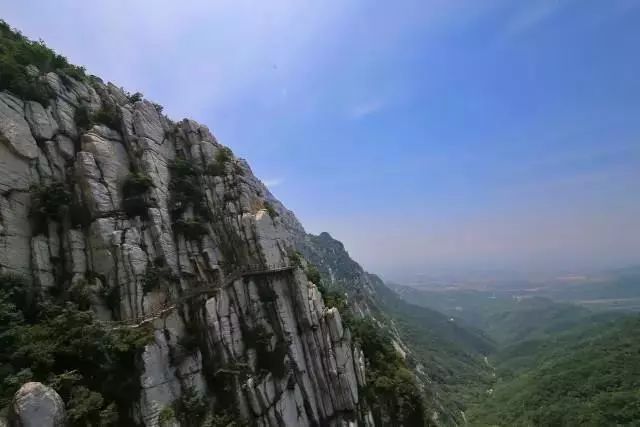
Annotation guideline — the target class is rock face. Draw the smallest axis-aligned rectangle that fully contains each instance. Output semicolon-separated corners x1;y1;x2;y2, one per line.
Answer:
8;382;65;427
0;73;371;426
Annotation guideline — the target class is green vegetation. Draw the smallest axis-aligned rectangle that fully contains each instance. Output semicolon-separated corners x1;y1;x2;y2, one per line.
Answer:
157;387;211;427
175;387;208;427
370;278;495;416
0;20;86;106
122;173;154;197
394;280;640;424
127;91;143;103
30;182;73;234
233;164;245;176
122;172;154;218
243;325;288;379
75;103;121;132
302;232;493;425
256;283;278;303
74;105;93;131
66;279;92;311
69;202;93;229
204;147;236;177
542;267;640;308
30;182;72;221
394;286;615;346
467;315;640;426
158;405;176;426
92;104;120;130
205;161;225;177
204;410;244;427
288;251;303;268
173;218;208;240
0;273;153;425
215;147;233;164
350;318;426;426
305;264;322;285
168;158;207;220
263;201;279;219
318;285;348;312
141;261;175;295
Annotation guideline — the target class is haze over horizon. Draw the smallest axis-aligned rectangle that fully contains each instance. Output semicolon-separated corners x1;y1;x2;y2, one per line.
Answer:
4;0;640;279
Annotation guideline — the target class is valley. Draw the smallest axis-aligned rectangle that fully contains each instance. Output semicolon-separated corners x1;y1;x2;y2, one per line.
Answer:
392;269;640;425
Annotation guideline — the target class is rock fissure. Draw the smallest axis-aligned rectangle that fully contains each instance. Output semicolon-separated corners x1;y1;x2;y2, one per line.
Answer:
0;33;406;425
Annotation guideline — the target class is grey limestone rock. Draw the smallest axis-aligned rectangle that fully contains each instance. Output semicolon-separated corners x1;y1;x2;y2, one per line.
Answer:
9;382;65;427
0;71;369;426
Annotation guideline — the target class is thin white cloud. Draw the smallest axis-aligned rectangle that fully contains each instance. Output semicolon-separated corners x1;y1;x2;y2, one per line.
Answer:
347;100;385;119
503;1;567;38
263;178;284;188
2;0;356;121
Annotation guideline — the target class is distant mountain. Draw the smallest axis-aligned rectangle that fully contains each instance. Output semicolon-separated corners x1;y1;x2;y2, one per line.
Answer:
393;286;623;346
300;232;495;425
541;266;640;308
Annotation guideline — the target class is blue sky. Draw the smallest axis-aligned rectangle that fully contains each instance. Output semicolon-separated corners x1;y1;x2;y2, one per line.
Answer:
4;1;640;278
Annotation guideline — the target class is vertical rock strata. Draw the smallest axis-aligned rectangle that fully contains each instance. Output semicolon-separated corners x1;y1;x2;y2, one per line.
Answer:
0;72;369;426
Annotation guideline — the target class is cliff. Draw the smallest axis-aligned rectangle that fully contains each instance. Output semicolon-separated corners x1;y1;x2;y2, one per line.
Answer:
0;55;370;427
0;21;440;426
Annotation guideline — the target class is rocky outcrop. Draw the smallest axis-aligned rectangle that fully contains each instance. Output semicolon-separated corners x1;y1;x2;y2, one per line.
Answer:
8;382;65;427
0;70;370;426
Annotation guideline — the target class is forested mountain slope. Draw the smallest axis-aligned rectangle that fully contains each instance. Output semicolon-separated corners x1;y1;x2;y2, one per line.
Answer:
298;232;495;425
467;315;640;426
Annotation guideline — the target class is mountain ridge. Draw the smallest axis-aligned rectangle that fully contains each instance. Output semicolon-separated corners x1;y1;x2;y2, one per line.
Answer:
0;19;458;427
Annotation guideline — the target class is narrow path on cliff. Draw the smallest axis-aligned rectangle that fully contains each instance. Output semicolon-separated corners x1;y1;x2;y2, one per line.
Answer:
103;264;295;329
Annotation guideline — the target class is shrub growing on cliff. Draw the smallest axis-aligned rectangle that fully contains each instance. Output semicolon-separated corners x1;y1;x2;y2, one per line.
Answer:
204;410;243;427
31;182;72;218
206;148;237;177
141;267;164;294
69;202;92;229
30;182;72;233
175;387;208;427
243;325;288;379
318;285;348;312
169;158;197;178
0;20;86;105
127;91;143;103
169;159;207;220
305;264;322;285
92;104;120;130
74;103;121;133
122;173;154;218
350;319;426;426
257;283;278;303
122;173;154;198
215;147;233;164
0;273;153;423
263;202;279;219
205;161;225;177
173;218;208;240
141;258;177;295
288;251;303;268
74;105;92;131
